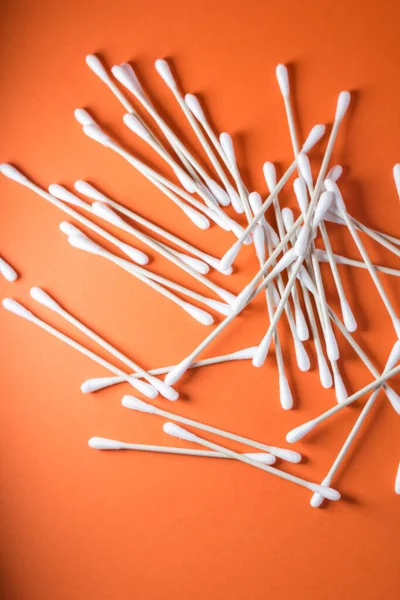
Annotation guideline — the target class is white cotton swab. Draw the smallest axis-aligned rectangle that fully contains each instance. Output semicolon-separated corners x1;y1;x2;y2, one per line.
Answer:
163;422;340;500
121;395;302;463
0;256;18;282
219;133;253;221
1;298;158;398
325;179;400;337
81;347;257;392
309;341;400;507
286;364;400;444
0;164;149;265
393;164;400;198
218;123;327;270
88;436;276;463
29;287;178;401
62;226;221;324
89;201;236;305
74;180;231;274
315;249;400;277
86;54;135;113
395;462;400;494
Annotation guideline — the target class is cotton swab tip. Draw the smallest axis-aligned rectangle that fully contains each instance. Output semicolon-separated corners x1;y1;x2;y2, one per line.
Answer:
155;59;176;89
0;258;18;282
395;463;400;494
83;124;112;147
74;108;95;126
263;162;277;190
219;133;236;167
30;287;60;312
393;164;400;197
49;184;86;208
335;91;351;122
312;191;333;228
88;437;126;450
276;64;290;97
0;163;29;185
341;299;357;332
220;241;241;271
246;453;276;465
74;180;107;202
286;420;317;443
164;358;192;385
85;54;110;83
301;124;326;153
183;303;214;326
68;234;102;255
59;222;83;237
184;94;206;123
310;492;325;508
2;298;34;320
81;377;115;393
326;165;343;182
122;395;158;414
297;153;313;187
279;376;293;410
123;113;151;140
152;380;179;401
163;422;198;443
129;377;158;398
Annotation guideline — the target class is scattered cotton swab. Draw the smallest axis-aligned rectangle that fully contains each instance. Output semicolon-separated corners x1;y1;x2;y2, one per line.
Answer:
0;256;18;282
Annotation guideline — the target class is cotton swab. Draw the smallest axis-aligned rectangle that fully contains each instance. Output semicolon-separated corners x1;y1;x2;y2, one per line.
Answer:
309;341;400;507
393;164;400;197
81;347;257;392
0;164;149;265
0;256;18;282
89;201;236;305
219;123;326;270
325;179;400;337
163;422;340;500
62;225;222;323
88;436;276;463
1;298;158;398
286;364;400;443
315;249;400;277
121;395;302;463
395;462;400;494
74;180;230;274
219;133;253;221
29;287;178;401
86;54;135;113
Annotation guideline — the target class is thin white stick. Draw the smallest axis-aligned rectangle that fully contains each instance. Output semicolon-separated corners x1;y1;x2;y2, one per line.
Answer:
0;256;18;282
88;437;276;463
163;422;341;500
315;249;400;277
1;298;158;398
309;341;400;507
286;364;400;443
82;347;257;392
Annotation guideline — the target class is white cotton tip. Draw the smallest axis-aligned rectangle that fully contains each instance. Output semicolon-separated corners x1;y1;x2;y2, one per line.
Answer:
326;165;343;182
91;201;123;225
68;234;103;256
281;207;295;233
248;191;263;217
297;153;313;188
88;437;127;450
233;281;256;313
276;64;289;97
30;287;60;312
185;94;206;123
117;242;148;265
226;183;243;214
59;221;83;237
111;65;138;96
0;258;18;282
325;326;340;362
228;347;257;360
2;298;34;321
205;299;232;316
175;252;209;274
385;340;400;372
279;375;293;410
266;223;280;248
252;336;271;368
294;225;310;257
293;178;308;215
74;108;95;127
253;225;266;264
386;388;400;414
246;453;276;465
122;395;158;414
181;205;210;230
205;178;231;207
123;113;151;141
0;163;29;186
48;184;87;209
164;358;192;385
121;63;145;96
395;463;400;494
269;248;297;278
74;180;108;202
335;91;351;123
263;162;277;192
393;164;400;197
154;58;177;89
183;303;214;326
86;54;111;84
220;241;241;271
333;369;348;403
173;168;197;194
216;288;237;306
81;376;119;393
310;491;325;508
394;319;400;339
163;422;198;443
318;355;333;389
83;124;112;147
270;447;302;463
151;379;179;401
298;266;317;295
286;419;317;443
314;485;341;502
270;282;280;307
294;339;311;372
295;306;309;341
341;299;357;332
312;191;333;228
219;133;237;168
128;377;158;398
301;124;326;153
324;209;344;225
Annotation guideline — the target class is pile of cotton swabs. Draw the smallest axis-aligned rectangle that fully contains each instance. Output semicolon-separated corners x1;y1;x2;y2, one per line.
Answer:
1;56;399;506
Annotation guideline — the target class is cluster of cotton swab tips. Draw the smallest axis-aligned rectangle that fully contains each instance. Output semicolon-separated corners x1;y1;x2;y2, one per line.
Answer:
1;55;399;505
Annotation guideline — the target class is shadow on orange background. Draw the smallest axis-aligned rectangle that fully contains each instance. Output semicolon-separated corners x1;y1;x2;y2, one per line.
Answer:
0;1;399;599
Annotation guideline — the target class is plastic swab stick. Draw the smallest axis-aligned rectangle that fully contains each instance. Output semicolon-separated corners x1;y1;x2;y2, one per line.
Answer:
163;422;340;500
122;396;302;463
0;256;18;282
81;347;257;392
1;298;158;398
88;437;276;463
29;287;178;400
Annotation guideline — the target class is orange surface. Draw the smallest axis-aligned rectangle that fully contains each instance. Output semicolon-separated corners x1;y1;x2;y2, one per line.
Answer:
0;1;400;598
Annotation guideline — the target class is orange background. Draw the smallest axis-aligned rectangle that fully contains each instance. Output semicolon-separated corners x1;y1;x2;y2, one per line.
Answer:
1;0;399;598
